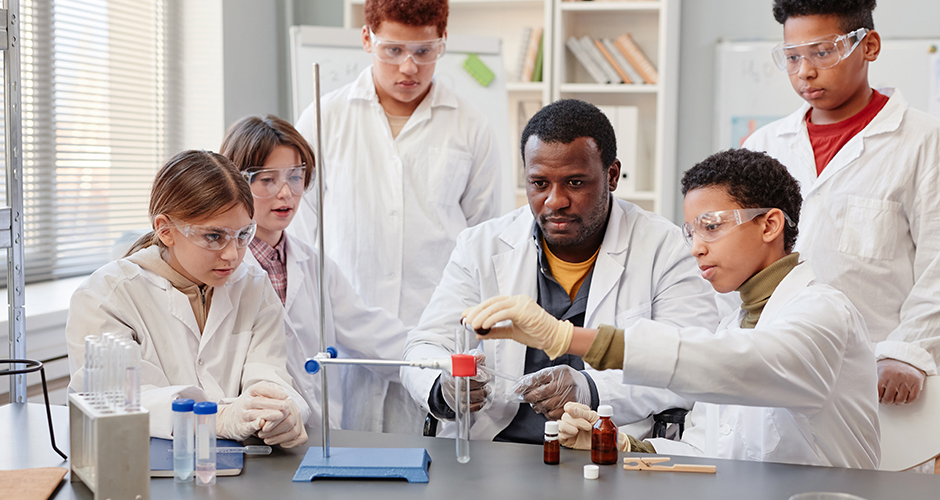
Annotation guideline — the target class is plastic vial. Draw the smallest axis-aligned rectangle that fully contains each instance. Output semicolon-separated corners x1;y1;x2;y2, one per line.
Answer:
193;401;217;486
591;404;618;465
544;421;560;464
173;399;195;483
123;342;141;412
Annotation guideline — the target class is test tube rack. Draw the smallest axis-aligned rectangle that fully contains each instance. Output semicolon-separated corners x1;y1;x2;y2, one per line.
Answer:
69;392;150;500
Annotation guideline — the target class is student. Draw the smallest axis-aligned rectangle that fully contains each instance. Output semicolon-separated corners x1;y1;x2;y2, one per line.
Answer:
744;0;940;406
293;0;502;434
220;115;411;431
466;148;880;469
65;150;309;447
402;99;718;444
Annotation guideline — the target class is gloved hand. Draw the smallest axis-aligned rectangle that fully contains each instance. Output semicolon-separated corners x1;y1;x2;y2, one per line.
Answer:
558;402;634;452
878;358;927;405
510;365;591;420
257;400;308;448
216;382;292;441
462;295;574;359
441;349;492;415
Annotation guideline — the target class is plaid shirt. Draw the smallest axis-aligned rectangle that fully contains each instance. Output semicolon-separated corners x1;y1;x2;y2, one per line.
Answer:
249;236;288;304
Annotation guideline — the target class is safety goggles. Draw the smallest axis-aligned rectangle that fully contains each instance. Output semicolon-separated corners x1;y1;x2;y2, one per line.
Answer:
169;218;257;251
682;208;794;247
771;27;869;74
242;165;306;199
367;26;446;65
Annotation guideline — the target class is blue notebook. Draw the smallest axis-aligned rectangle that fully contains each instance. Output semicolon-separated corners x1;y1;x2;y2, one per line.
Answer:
149;437;244;477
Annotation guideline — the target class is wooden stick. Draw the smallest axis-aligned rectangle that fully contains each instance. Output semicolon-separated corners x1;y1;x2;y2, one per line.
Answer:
623;457;717;474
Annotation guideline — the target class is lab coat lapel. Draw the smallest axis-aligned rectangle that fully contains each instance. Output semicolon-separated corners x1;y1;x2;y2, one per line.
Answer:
755;262;814;328
493;210;538;378
585;200;627;328
284;233;310;313
201;275;235;345
159;276;202;342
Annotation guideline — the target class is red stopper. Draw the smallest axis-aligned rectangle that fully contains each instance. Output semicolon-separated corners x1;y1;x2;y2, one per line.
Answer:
450;354;477;377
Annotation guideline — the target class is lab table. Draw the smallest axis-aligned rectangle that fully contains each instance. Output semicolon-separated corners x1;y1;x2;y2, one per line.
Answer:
1;402;937;499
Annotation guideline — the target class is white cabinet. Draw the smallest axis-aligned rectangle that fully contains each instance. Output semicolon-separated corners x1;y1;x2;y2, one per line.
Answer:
344;0;679;218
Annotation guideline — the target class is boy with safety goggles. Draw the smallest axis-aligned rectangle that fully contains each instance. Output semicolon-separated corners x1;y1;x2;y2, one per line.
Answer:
293;0;503;435
464;148;880;469
744;0;940;410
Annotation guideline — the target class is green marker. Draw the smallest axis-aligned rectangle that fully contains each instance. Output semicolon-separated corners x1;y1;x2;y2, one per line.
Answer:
463;54;495;87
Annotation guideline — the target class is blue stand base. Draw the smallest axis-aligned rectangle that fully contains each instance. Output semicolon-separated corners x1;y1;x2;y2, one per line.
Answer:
293;447;432;483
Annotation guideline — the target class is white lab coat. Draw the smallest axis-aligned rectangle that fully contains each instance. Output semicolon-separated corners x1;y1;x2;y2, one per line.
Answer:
244;232;411;432
293;66;503;329
644;263;881;469
402;199;720;439
744;88;940;376
65;246;310;439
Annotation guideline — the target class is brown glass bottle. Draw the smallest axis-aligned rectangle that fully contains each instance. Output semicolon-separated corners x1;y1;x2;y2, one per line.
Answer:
591;405;618;465
544;421;560;464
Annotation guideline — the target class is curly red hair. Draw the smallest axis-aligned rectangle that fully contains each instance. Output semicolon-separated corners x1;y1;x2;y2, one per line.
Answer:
365;0;448;37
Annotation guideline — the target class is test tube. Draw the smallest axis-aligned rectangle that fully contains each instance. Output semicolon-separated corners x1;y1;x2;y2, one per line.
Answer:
454;327;471;463
193;401;217;486
124;342;141;412
173;399;195;483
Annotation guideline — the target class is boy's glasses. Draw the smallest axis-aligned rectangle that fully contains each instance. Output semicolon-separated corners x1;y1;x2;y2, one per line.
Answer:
367;26;446;65
771;27;869;74
242;165;306;199
682;208;795;247
169;218;257;251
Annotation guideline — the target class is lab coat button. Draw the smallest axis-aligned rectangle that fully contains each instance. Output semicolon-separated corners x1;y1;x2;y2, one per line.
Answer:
721;424;731;435
198;358;204;366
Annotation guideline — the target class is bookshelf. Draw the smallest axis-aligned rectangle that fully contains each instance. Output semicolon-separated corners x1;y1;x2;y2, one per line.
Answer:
344;0;680;218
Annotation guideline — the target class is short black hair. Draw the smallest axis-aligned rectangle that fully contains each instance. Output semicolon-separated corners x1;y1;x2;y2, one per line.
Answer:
773;0;876;32
520;99;616;168
681;149;802;253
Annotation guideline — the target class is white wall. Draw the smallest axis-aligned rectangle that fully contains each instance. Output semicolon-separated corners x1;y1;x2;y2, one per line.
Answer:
675;0;940;218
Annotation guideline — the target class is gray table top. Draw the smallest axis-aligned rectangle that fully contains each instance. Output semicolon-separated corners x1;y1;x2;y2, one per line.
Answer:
2;402;938;500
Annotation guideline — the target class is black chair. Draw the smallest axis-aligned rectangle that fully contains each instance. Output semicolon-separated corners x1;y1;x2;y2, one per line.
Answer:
652;408;689;440
0;359;68;460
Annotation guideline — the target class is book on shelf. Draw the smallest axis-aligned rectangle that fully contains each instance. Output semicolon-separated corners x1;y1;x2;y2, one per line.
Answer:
596;105;639;195
614;33;658;84
521;27;544;82
579;35;621;84
602;38;643;84
566;36;608;84
514;27;532;82
594;38;632;84
532;36;544;82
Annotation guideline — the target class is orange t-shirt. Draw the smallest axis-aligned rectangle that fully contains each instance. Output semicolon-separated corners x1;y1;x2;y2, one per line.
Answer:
543;239;600;301
806;89;889;176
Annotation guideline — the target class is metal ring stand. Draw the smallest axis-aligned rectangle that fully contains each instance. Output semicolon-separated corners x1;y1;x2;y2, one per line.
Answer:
0;358;68;460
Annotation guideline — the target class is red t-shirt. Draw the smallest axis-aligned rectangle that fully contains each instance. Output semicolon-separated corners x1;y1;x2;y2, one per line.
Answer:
806;89;889;176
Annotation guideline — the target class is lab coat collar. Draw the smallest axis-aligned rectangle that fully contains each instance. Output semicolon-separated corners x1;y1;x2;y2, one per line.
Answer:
346;65;456;110
755;260;815;328
771;87;904;138
584;197;628;326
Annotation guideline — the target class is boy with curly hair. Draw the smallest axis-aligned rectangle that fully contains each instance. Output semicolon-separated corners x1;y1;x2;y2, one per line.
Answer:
466;148;880;468
293;0;503;434
744;0;940;408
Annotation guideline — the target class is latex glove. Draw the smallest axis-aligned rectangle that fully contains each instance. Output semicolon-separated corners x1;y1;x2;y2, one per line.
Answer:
257;400;308;448
878;358;927;405
216;382;292;441
463;295;574;359
558;402;631;452
510;365;591;420
441;349;493;415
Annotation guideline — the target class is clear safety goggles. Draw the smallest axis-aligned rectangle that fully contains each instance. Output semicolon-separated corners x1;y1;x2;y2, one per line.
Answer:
682;208;794;247
368;26;446;65
242;165;306;199
170;218;257;251
771;27;869;74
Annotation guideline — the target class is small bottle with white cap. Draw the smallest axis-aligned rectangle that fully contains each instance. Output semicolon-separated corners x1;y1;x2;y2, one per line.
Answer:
544;421;560;464
591;404;618;465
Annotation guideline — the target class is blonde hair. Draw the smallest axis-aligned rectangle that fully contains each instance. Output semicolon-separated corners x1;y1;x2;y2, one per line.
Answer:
220;114;315;188
125;150;254;257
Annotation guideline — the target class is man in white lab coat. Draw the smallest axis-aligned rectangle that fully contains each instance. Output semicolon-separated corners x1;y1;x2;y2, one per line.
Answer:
293;0;502;434
402;99;719;443
744;0;940;407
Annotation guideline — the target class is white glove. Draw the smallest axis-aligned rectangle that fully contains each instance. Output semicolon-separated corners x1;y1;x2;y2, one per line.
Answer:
257;400;308;448
216;382;292;441
878;358;927;405
462;295;574;359
558;402;628;451
510;365;591;420
441;349;492;415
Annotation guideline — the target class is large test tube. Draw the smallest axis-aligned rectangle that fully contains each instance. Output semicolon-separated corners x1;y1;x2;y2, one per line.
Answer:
454;327;470;463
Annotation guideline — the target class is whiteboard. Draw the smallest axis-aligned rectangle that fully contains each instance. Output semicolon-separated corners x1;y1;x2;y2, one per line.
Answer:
289;25;513;214
715;38;940;150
